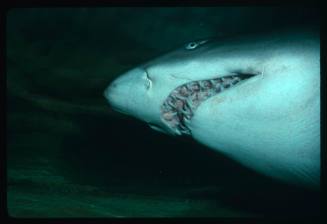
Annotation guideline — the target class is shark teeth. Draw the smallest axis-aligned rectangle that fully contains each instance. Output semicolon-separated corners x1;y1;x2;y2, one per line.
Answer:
161;74;254;135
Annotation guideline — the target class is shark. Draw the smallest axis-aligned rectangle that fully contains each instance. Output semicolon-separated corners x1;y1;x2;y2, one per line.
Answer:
104;28;320;190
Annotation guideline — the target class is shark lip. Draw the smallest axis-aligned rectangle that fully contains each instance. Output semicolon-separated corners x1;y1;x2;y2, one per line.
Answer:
160;73;257;135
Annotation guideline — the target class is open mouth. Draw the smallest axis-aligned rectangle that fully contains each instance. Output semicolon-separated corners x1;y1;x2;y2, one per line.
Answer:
161;73;256;135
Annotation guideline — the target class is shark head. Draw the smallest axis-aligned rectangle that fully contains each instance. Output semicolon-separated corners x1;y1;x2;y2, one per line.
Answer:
104;37;261;135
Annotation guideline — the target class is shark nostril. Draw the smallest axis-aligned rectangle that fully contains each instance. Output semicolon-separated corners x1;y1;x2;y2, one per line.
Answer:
104;82;119;97
110;82;117;89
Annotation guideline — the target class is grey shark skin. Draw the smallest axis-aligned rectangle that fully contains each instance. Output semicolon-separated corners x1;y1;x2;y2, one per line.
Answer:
104;29;320;190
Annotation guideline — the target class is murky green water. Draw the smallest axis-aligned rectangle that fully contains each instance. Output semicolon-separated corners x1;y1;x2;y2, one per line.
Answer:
6;7;320;218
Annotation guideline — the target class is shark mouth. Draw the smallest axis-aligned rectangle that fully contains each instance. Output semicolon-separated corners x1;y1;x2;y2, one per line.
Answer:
161;74;256;135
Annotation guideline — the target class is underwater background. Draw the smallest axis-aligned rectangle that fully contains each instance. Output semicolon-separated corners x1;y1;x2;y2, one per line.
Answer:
6;7;320;217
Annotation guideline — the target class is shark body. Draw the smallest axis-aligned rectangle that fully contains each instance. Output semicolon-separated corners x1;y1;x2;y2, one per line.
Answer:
104;28;320;190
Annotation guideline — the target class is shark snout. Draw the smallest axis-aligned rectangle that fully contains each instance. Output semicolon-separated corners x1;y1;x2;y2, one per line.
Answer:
103;82;115;104
103;77;131;115
104;67;145;98
104;67;150;115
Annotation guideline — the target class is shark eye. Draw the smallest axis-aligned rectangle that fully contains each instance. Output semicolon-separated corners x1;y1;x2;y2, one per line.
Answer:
184;39;208;50
185;42;198;50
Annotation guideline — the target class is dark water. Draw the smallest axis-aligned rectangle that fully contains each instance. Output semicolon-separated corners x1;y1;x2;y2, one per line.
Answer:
6;7;320;218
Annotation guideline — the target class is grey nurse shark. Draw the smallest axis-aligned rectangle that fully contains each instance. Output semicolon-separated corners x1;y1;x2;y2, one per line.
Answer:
104;28;320;190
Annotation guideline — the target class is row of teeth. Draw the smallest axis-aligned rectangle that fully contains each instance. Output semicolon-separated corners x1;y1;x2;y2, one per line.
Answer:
160;75;247;135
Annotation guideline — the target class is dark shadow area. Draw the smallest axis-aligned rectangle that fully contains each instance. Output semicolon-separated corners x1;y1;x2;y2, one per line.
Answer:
59;110;320;217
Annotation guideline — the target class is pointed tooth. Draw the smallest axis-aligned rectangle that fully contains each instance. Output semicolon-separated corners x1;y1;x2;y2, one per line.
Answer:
184;117;191;123
163;103;176;113
174;98;185;111
162;111;177;121
200;80;212;90
180;109;192;119
184;113;192;121
232;76;241;85
178;85;190;97
188;82;200;92
183;100;192;111
221;77;233;88
181;129;191;135
199;80;206;88
175;128;182;135
167;96;176;108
